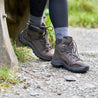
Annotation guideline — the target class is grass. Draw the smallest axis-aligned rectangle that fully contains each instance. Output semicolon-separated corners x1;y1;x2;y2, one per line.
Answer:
0;67;19;84
12;40;36;63
0;66;19;89
68;0;98;28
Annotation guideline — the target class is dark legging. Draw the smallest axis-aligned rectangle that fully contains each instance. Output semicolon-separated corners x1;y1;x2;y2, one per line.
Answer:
30;0;68;28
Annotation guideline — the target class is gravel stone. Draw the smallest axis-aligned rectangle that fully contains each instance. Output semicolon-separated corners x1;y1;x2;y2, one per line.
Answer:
65;75;77;82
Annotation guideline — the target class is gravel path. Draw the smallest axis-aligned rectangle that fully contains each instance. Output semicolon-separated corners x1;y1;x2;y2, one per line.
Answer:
0;28;98;98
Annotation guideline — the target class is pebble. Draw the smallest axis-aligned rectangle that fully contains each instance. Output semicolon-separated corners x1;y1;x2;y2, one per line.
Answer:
76;74;81;77
65;75;77;82
23;83;31;89
23;85;28;89
57;92;62;95
37;85;41;89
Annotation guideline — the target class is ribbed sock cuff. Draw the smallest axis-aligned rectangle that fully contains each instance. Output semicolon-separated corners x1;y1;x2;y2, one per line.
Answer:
30;15;42;26
54;27;68;39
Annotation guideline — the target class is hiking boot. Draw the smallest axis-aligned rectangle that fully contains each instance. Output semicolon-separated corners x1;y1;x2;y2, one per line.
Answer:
19;24;54;61
51;36;89;73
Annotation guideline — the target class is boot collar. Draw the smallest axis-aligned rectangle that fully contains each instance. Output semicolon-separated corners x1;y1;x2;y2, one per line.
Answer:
56;36;73;45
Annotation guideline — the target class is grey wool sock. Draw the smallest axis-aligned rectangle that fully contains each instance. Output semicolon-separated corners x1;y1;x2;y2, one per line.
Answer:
54;27;68;39
30;15;42;26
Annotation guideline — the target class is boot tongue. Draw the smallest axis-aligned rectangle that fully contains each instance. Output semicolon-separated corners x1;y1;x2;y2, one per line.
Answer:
28;24;44;34
56;36;73;45
63;36;73;44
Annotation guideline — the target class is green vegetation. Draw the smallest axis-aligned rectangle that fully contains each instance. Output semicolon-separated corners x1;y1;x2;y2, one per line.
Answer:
0;66;19;88
68;0;98;28
12;41;36;63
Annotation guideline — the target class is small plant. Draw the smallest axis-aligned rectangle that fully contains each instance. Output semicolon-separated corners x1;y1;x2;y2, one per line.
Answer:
0;66;19;88
12;40;35;63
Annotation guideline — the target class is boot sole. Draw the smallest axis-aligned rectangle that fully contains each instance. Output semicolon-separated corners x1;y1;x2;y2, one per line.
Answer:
19;31;51;61
51;59;89;73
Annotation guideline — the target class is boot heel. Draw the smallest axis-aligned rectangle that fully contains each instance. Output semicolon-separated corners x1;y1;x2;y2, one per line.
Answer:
51;59;63;68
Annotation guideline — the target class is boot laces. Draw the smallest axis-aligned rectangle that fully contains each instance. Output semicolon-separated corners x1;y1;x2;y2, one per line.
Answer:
64;41;81;62
39;26;52;51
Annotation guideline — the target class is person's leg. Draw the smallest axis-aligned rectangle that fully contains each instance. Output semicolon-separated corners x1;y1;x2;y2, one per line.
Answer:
30;0;47;26
19;0;54;61
49;0;68;39
49;0;89;73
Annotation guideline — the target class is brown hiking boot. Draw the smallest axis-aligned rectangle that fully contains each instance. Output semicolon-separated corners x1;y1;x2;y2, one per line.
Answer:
19;24;54;61
51;36;89;73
